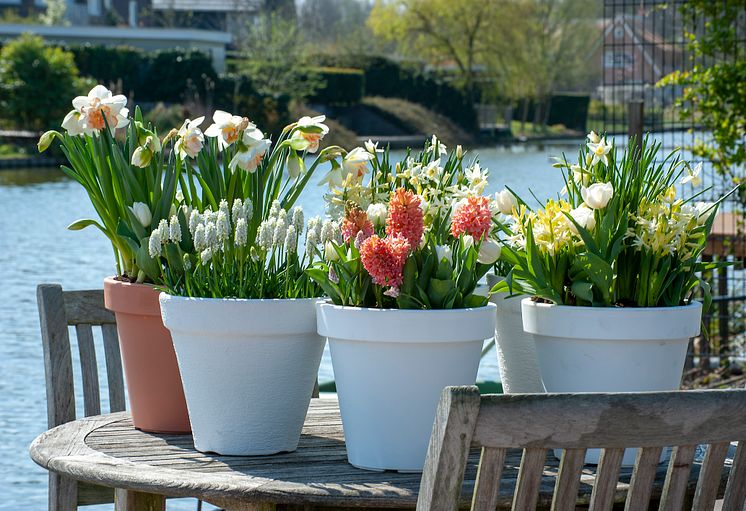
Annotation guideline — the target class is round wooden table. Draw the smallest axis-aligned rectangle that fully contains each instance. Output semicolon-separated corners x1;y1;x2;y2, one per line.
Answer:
30;398;713;510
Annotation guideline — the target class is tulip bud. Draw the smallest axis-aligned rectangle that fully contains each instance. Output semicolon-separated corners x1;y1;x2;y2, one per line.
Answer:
37;130;58;153
495;188;518;215
581;182;614;209
324;241;339;262
456;145;463;159
130;202;152;228
435;245;453;265
477;238;501;264
462;235;474;251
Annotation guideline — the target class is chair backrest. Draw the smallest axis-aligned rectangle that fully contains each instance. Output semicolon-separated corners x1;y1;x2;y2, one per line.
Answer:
417;386;746;511
37;284;126;429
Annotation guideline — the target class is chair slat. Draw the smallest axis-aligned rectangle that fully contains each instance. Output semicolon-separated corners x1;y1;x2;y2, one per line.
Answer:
38;284;76;428
512;448;546;511
659;444;696;511
416;387;480;511
551;448;586;511
101;324;126;413
589;448;624;511
624;446;663;511
64;290;116;325
472;447;507;511
722;440;746;511
692;442;729;510
75;324;101;417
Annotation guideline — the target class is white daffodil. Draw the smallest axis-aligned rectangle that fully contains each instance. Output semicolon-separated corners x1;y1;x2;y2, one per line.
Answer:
131;135;160;168
587;130;601;144
341;147;374;183
429;134;447;155
494;188;518;215
568;204;596;233
477;238;501;265
67;85;129;136
364;139;384;154
174;117;205;159
366;203;388;228
129;202;152;228
587;136;612;166
290;115;329;153
435;244;453;265
570;163;591;186
465;163;488;194
681;162;702;187
318;166;344;189
694;201;716;225
581;182;614;209
204;110;248;150
230;127;271;173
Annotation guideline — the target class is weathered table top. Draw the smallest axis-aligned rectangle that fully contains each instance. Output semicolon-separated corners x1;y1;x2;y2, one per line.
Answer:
30;398;713;510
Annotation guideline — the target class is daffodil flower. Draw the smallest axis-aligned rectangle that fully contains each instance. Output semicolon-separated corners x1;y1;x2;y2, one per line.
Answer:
587;136;612;167
204;110;249;150
680;162;702;187
66;85;129;136
289;115;329;153
174;117;205;160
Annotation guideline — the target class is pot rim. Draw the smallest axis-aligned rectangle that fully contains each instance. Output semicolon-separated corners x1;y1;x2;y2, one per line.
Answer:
316;300;496;343
160;294;323;304
316;300;496;315
103;276;162;316
521;297;702;312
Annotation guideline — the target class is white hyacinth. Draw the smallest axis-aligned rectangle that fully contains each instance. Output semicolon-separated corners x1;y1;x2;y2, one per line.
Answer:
148;231;162;258
291;206;304;233
204;222;218;248
189;209;201;235
193;224;207;251
235;218;248;247
258;220;274;250
169;216;182;243
231;199;244;224
273;217;288;247
157;219;169;243
216;211;231;242
285;225;298;254
243;198;254;222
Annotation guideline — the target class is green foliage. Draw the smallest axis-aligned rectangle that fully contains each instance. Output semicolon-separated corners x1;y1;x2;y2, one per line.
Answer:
658;0;746;205
213;74;290;134
315;54;477;130
0;34;79;130
495;135;736;309
69;45;217;104
310;67;364;105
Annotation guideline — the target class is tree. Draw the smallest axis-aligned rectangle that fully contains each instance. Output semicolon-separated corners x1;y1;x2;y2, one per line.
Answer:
0;34;79;130
659;0;746;205
368;0;500;103
300;0;383;55
235;13;322;102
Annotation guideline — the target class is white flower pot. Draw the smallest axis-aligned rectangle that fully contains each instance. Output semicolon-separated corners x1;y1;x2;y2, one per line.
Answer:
160;295;325;456
486;274;543;394
317;302;496;472
522;298;702;465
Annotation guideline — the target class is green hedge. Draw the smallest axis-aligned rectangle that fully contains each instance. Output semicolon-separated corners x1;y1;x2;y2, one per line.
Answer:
512;94;591;132
310;67;364;106
68;45;218;103
314;55;477;131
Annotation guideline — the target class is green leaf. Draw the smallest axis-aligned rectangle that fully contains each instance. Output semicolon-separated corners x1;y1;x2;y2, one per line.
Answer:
428;278;456;309
67;218;108;235
571;281;594;303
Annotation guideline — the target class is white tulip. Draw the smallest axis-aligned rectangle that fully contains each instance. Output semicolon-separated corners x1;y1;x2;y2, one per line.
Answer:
568;205;596;233
324;241;339;261
462;234;474;251
694;201;716;225
435;245;453;265
366;203;388;227
494;188;518;215
581;182;614;209
130;202;152;228
477;238;501;265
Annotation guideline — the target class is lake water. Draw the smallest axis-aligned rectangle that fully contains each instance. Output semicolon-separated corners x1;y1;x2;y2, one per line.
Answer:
0;142;578;509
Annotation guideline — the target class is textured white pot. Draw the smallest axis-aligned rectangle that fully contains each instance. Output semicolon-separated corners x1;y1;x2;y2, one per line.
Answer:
317;302;496;472
160;295;325;456
522;298;702;465
486;274;543;394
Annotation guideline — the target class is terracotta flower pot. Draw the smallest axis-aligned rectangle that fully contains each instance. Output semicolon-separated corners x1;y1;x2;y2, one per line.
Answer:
103;277;190;433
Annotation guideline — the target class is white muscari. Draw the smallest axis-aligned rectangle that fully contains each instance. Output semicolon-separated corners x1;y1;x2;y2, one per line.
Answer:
232;199;244;225
148;230;162;258
193;224;207;251
273;217;288;248
169;216;182;243
216;211;231;242
285;225;298;254
292;207;304;233
157;219;169;243
243;198;254;222
204;223;218;248
235;218;248;247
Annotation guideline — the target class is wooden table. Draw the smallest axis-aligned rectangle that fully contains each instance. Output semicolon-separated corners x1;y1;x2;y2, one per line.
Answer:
30;398;718;510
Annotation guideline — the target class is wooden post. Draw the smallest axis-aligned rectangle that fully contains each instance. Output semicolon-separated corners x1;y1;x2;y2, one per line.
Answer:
718;261;730;369
628;100;644;154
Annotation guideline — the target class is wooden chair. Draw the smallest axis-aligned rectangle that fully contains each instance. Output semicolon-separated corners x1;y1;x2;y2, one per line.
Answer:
417;386;746;511
37;283;167;511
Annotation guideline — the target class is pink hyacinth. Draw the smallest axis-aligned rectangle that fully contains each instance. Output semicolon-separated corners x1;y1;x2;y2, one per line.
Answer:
341;206;374;243
360;234;411;288
386;188;424;248
451;196;492;240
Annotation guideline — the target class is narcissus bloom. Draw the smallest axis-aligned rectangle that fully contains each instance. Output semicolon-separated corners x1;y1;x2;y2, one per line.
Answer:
63;85;129;136
291;115;329;153
175;117;205;159
204;110;249;150
229;127;271;172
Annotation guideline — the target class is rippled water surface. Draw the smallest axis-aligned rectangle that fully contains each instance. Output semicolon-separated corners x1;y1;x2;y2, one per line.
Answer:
0;143;577;509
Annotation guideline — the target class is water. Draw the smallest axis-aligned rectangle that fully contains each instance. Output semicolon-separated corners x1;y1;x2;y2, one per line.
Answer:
0;142;577;509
